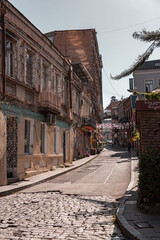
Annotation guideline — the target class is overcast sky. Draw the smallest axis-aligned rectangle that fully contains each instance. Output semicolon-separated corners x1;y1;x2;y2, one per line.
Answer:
9;0;160;107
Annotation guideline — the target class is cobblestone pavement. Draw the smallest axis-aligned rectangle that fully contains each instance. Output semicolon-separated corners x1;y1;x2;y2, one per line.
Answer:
0;192;128;240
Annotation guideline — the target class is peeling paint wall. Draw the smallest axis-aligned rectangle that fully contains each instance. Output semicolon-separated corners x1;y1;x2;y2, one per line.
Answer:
0;111;7;186
0;0;74;184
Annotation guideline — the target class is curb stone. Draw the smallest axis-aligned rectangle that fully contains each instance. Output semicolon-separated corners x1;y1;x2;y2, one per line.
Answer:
0;155;97;198
116;152;145;240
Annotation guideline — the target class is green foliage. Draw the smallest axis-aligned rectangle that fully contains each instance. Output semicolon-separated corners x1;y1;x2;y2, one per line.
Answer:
132;29;160;43
138;149;160;201
145;92;160;100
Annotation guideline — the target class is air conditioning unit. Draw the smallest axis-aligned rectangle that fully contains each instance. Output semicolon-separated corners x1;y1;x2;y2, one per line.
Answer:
46;114;56;125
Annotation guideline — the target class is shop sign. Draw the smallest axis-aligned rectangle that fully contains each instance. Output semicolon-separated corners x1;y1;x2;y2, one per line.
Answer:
136;100;160;111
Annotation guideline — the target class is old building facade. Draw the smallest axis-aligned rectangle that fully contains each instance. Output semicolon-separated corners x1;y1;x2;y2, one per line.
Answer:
0;1;103;186
0;0;74;185
45;29;103;124
46;29;103;158
133;59;160;93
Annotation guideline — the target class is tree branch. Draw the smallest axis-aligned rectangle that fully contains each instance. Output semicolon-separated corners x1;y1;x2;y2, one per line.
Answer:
110;41;156;80
133;29;160;42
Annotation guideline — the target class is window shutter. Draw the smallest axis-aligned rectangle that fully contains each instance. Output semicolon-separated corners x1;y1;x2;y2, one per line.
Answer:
30;120;34;154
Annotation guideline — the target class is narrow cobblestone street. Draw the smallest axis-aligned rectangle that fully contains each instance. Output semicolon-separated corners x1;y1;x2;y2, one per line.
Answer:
0;192;127;240
0;148;129;240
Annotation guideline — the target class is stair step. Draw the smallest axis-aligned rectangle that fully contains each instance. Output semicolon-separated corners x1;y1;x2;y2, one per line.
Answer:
7;177;19;185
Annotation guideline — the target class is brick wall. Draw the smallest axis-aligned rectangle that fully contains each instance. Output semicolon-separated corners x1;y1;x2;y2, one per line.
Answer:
46;29;103;122
137;110;160;152
53;30;93;78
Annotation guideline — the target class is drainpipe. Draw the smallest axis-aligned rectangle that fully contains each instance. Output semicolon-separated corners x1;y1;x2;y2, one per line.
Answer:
1;5;6;101
68;67;72;109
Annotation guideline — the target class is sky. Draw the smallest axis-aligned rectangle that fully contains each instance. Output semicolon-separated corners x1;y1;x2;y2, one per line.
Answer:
9;0;160;108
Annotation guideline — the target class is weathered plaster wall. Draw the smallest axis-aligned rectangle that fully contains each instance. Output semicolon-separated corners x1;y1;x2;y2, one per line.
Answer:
17;117;25;180
33;120;41;154
47;125;54;154
0;112;7;185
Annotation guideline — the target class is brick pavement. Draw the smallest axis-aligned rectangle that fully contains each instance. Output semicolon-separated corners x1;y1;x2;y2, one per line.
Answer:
0;192;127;240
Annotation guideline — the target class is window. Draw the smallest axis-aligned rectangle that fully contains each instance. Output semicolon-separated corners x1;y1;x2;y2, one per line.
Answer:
55;74;59;93
40;123;47;154
24;119;33;154
155;63;160;67
24;120;30;154
63;79;67;104
42;65;47;91
129;78;133;91
6;39;13;77
159;79;160;87
76;95;79;115
25;90;34;103
145;80;153;93
6;81;16;95
26;53;33;86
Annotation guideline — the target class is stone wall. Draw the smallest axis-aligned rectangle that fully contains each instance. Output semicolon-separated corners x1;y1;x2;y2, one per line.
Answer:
7;116;18;173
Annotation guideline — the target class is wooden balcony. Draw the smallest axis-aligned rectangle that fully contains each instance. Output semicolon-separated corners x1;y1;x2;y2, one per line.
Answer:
82;115;96;130
39;91;61;115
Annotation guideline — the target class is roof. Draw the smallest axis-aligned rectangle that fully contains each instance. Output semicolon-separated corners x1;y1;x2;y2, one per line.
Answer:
110;101;121;108
152;87;160;93
136;59;160;70
45;29;96;35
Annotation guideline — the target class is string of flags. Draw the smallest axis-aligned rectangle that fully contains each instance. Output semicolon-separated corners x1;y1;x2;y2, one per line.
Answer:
96;122;135;130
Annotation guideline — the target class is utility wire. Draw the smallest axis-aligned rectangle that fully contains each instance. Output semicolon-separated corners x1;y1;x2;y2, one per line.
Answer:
103;89;120;95
98;16;160;34
103;68;121;98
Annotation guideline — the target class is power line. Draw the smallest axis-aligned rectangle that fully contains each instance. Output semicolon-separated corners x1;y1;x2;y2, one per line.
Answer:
103;68;121;98
98;16;160;34
103;89;119;95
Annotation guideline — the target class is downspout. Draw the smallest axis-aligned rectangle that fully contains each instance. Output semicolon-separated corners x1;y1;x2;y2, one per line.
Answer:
1;5;6;101
68;67;72;109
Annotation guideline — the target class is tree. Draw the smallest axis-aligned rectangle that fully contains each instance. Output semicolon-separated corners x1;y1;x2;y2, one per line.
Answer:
111;29;160;80
110;96;117;102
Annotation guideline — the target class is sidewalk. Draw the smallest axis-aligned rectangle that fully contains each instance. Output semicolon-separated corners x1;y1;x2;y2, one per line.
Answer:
0;154;97;198
116;151;160;240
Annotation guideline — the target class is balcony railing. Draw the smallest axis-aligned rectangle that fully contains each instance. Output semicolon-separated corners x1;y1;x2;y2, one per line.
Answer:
82;115;96;130
39;91;61;114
